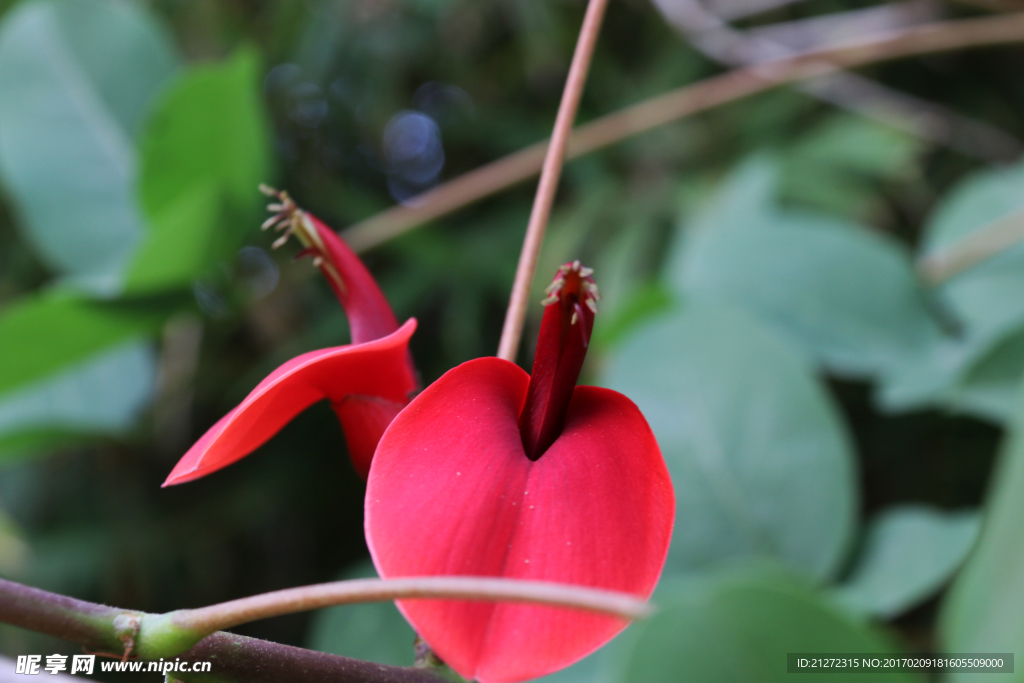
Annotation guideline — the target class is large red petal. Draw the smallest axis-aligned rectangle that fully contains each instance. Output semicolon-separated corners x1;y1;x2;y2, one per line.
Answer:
164;319;417;486
365;357;674;683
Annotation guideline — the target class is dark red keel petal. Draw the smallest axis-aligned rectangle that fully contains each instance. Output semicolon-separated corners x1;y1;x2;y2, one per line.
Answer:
163;319;417;486
365;357;674;683
334;395;408;479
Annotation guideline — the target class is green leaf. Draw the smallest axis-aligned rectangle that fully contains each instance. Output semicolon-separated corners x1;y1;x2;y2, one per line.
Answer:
940;393;1024;680
0;340;156;462
782;115;922;216
307;559;417;667
0;292;161;398
622;567;919;683
894;161;1024;423
832;505;979;620
672;157;943;381
922;162;1024;343
665;155;777;282
942;327;1024;424
124;183;221;294
0;0;178;293
124;49;272;294
602;300;857;580
788;116;921;181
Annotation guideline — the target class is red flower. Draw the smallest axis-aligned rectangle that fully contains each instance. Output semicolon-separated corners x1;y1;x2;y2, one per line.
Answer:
365;262;675;683
163;189;417;485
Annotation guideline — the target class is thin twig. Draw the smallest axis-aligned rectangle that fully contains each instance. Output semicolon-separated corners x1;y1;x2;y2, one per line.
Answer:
172;576;652;636
341;12;1024;254
496;0;611;361
653;0;1020;161
918;209;1024;284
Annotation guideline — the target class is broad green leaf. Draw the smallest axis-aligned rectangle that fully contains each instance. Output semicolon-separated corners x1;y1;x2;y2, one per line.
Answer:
138;48;270;212
665;155;777;282
940;393;1024;681
0;430;83;466
125;49;272;293
124;184;221;294
922;162;1024;343
622;567;919;683
603;300;857;580
941;327;1024;424
0;293;161;397
307;559;417;667
592;282;672;350
673;158;943;380
0;340;156;459
832;505;979;619
0;0;178;293
782;115;922;216
893;161;1024;423
788;116;921;181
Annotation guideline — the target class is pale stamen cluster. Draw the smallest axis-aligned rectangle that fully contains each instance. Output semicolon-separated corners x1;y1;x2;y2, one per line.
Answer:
541;261;600;324
259;184;344;291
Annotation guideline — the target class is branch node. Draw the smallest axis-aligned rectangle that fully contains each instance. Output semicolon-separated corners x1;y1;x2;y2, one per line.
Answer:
112;613;142;662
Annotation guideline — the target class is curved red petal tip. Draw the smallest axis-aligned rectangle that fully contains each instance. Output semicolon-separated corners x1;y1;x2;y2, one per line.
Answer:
365;357;675;683
261;187;400;345
163;319;417;487
307;214;400;345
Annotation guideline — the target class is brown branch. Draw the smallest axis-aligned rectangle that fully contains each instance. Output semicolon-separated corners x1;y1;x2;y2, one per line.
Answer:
0;578;445;683
496;0;610;361
341;12;1024;254
0;574;651;682
653;0;1021;161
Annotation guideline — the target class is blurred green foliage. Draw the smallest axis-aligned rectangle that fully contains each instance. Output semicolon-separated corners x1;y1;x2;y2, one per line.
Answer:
1;0;1024;680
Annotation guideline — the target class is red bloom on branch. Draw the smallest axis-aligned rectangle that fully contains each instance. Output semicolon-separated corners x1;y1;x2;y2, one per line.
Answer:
163;188;417;485
365;262;674;683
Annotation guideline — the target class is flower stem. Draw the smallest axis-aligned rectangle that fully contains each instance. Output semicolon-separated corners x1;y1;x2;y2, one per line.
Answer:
168;576;651;639
342;12;1024;255
496;0;611;362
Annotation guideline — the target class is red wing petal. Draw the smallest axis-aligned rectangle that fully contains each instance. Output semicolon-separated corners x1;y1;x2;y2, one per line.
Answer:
365;358;674;683
163;319;417;486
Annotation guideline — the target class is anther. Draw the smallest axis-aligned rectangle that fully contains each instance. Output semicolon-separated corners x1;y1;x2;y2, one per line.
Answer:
272;231;292;249
545;278;566;295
